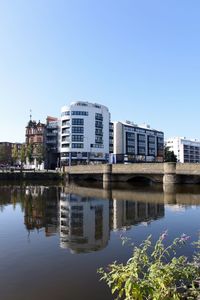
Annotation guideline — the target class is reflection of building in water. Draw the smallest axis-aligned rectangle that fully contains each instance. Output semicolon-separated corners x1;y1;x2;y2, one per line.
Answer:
60;193;110;253
24;186;59;236
113;199;164;230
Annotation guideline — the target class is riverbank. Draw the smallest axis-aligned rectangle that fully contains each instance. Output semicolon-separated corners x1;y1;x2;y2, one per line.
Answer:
0;170;63;181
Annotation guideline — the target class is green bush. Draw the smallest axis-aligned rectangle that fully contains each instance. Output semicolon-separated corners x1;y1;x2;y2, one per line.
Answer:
98;232;200;300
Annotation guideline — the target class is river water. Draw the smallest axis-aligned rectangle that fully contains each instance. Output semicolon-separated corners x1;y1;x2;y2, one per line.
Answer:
0;182;200;300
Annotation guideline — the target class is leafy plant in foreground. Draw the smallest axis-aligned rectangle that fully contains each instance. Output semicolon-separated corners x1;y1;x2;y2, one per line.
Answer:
98;232;200;300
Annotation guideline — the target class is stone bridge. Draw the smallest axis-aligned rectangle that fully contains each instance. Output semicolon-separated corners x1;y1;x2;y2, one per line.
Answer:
64;162;200;186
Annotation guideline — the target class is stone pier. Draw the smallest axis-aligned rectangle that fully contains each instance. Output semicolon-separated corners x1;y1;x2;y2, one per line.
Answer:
163;162;178;184
103;164;112;189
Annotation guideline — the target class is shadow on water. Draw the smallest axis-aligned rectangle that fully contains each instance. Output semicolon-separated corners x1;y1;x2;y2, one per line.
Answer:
126;176;154;185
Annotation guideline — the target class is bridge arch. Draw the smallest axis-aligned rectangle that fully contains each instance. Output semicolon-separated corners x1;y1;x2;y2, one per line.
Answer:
113;174;163;184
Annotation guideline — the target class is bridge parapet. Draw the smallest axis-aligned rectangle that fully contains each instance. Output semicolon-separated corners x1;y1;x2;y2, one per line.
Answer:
112;163;164;174
64;164;105;174
176;163;200;175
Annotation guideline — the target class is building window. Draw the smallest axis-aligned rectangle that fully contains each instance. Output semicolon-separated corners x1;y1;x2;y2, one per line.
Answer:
71;111;88;116
72;143;84;148
95;128;103;135
72;118;84;126
127;147;135;153
62;143;70;148
138;134;145;141
94;104;101;108
157;137;164;143
72;127;84;133
95;136;103;144
62;120;70;126
90;144;104;148
95;113;103;121
138;147;145;155
62;136;69;142
62;128;70;134
95;121;103;128
76;102;88;106
61;111;70;116
72;135;84;142
148;136;155;143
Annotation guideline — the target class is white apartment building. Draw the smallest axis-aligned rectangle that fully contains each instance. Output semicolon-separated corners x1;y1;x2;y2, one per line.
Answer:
166;137;200;163
112;121;164;163
60;101;110;165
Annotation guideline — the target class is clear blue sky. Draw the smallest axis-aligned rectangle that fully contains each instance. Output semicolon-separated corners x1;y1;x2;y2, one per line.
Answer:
0;0;200;142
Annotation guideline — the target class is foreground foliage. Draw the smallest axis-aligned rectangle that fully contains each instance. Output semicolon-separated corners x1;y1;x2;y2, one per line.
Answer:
98;233;200;300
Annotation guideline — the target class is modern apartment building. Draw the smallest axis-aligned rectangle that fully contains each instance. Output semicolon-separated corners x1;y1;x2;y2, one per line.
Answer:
112;121;164;163
25;119;46;168
166;137;200;163
60;101;110;165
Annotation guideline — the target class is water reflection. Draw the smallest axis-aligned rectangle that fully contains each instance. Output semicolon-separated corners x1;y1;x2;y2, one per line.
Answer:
0;183;200;254
113;200;164;230
24;186;59;236
60;193;110;253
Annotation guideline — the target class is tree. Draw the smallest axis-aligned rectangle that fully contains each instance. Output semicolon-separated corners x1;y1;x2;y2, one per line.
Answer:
20;145;26;169
0;144;8;164
26;144;34;164
35;144;45;165
164;146;177;162
11;144;19;165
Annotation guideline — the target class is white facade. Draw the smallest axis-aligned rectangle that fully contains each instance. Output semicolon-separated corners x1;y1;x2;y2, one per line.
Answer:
166;137;200;163
60;101;110;165
112;121;164;163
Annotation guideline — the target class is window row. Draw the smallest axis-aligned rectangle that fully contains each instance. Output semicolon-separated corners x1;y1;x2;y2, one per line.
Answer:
72;126;84;133
62;143;85;149
72;143;84;148
72;135;84;142
71;111;88;116
72;118;84;125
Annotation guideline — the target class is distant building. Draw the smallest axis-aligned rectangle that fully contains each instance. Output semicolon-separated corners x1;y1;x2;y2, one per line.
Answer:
112;121;164;163
25;120;46;145
25;119;46;168
166;137;200;163
60;101;110;166
45;116;59;169
25;117;59;169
